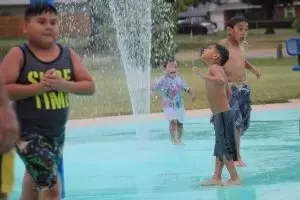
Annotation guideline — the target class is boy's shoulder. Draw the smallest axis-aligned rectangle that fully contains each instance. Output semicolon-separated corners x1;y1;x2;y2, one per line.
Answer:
209;64;220;70
56;42;71;50
6;44;24;56
242;40;248;46
218;39;228;47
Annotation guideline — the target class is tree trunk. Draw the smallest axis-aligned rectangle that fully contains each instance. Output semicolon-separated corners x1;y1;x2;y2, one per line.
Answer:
264;3;275;35
86;0;110;54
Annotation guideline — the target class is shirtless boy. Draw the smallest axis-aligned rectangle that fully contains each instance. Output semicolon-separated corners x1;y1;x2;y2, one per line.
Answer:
194;44;240;186
219;16;260;167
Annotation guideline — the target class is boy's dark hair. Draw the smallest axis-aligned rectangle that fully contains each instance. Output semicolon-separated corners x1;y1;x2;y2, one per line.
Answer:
214;44;229;66
226;16;247;28
24;2;57;20
163;58;179;68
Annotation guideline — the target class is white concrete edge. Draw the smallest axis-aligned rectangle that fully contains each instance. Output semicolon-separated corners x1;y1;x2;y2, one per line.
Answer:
67;100;300;128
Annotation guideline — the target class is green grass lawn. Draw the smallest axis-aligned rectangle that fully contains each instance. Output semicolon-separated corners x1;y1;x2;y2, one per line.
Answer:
1;29;298;56
68;57;300;119
1;29;299;119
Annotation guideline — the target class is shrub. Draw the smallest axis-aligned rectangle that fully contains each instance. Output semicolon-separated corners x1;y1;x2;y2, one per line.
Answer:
292;19;300;34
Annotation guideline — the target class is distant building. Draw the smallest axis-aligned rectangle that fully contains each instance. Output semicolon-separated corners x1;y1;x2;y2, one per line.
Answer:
0;0;89;38
179;0;300;31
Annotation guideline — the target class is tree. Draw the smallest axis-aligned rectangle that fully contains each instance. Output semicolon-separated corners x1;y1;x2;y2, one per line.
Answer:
185;0;294;34
84;0;181;67
165;0;201;12
166;0;224;11
86;0;117;55
242;0;294;34
151;0;177;68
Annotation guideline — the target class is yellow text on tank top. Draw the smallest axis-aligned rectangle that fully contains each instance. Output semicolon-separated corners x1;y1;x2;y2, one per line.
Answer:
27;68;71;110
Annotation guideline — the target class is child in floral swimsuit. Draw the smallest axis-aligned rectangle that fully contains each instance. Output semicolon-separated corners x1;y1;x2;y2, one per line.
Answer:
151;59;195;145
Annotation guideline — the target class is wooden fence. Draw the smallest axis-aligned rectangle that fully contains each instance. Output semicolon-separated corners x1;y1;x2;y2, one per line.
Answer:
0;13;91;38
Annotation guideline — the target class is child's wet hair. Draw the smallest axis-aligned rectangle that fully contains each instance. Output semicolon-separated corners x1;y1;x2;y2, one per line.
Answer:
24;2;58;20
226;16;247;28
163;58;179;68
214;44;229;66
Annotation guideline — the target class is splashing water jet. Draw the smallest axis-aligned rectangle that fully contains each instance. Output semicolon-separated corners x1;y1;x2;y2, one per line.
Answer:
109;0;152;141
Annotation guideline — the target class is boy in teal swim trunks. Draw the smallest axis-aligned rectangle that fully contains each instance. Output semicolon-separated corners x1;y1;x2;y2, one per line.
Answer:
219;16;261;167
1;2;95;200
194;44;240;186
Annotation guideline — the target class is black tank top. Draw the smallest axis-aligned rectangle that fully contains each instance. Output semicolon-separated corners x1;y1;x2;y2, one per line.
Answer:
14;43;74;136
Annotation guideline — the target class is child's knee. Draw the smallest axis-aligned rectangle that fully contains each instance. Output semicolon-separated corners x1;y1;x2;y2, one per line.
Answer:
40;182;60;199
177;121;183;127
170;120;177;126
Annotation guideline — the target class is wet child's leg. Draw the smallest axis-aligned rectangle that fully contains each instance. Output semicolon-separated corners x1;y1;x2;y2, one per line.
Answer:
176;122;184;144
235;128;241;159
20;171;38;200
169;120;178;144
200;157;224;186
38;178;61;200
16;134;63;200
234;128;246;167
223;157;240;186
235;85;251;167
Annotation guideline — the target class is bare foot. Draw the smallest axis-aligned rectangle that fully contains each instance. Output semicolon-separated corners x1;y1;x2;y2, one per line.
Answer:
223;178;241;186
200;179;223;187
235;160;247;167
177;140;185;145
239;160;247;167
172;140;179;145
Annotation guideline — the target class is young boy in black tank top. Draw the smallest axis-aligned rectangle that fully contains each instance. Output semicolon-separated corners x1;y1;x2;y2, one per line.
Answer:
1;2;95;200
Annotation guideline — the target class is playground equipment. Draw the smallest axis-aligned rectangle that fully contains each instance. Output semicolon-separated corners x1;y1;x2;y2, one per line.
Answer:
286;38;300;71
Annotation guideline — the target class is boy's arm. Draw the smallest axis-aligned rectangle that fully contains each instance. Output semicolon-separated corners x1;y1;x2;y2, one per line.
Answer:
58;48;95;95
0;74;10;108
0;72;20;154
245;60;260;78
1;47;45;101
180;75;190;92
218;39;227;47
243;41;260;78
180;77;195;98
151;77;164;93
202;67;226;85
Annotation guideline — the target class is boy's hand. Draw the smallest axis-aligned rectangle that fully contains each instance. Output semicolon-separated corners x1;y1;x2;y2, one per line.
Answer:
188;90;196;102
192;67;204;78
152;94;159;101
41;69;56;91
191;93;196;102
44;70;68;91
253;70;261;79
0;106;19;154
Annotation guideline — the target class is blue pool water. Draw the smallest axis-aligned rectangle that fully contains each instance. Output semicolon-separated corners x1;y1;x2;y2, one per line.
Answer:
11;108;300;200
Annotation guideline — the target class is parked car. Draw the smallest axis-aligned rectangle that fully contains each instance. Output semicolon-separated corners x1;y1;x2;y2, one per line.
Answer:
177;17;218;35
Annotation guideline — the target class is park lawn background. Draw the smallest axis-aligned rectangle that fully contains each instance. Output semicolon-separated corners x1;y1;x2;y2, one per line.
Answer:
1;29;299;119
68;57;300;119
